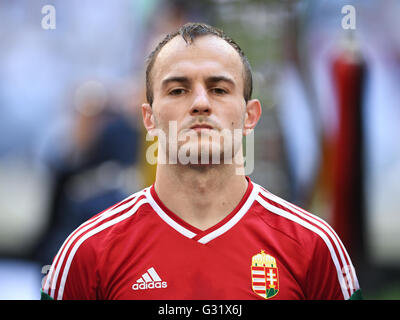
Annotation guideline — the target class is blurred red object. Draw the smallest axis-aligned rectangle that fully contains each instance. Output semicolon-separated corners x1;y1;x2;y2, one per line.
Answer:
331;39;367;268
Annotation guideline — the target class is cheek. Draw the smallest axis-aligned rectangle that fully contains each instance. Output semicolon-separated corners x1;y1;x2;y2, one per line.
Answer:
157;99;183;118
153;104;184;133
153;104;172;126
224;109;245;129
221;98;246;127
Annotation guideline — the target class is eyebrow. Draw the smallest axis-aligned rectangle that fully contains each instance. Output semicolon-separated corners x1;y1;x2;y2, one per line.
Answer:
161;75;235;89
161;76;190;89
205;75;235;87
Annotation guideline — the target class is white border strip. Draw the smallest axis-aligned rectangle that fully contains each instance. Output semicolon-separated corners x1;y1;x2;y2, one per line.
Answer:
255;195;350;300
280;198;359;290
57;198;148;299
257;185;359;293
44;190;146;297
146;188;197;239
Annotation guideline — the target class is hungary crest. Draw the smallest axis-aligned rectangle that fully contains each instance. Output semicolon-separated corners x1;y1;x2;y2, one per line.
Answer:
251;250;279;299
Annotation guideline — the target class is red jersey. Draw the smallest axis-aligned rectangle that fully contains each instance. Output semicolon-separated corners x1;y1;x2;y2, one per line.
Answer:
41;177;361;300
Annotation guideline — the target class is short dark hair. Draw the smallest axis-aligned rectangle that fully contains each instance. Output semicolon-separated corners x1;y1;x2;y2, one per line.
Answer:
145;22;253;106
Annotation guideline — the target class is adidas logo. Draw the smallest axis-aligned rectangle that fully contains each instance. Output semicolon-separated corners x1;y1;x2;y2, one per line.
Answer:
132;267;167;290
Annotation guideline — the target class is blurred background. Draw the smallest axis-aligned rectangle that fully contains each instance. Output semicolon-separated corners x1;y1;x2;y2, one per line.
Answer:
0;0;399;300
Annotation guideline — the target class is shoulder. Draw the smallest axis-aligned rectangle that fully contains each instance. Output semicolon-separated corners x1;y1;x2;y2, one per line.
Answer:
42;187;150;299
73;187;151;248
251;182;360;299
251;183;334;246
251;182;349;270
69;187;150;246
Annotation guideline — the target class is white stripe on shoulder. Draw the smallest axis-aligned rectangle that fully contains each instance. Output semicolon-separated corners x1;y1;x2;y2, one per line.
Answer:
262;189;360;292
44;189;148;298
256;184;359;294
56;197;148;299
86;189;144;224
44;190;145;296
255;194;351;300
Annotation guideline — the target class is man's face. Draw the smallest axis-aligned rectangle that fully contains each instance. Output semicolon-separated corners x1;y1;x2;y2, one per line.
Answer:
144;35;250;165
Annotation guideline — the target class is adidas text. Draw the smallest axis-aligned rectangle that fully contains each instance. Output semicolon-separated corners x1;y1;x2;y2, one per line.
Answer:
132;281;167;290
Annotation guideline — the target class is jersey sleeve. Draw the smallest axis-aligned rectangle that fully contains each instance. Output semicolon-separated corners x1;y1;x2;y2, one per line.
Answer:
305;234;362;300
41;235;99;300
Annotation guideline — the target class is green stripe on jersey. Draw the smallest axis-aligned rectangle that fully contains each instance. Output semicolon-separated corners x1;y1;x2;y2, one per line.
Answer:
41;290;54;300
349;289;363;300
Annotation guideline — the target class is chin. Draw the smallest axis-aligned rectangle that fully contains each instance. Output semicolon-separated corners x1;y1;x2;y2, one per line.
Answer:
178;141;236;166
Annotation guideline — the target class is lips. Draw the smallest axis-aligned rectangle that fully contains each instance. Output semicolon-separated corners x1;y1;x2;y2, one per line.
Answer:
191;124;213;129
190;123;214;131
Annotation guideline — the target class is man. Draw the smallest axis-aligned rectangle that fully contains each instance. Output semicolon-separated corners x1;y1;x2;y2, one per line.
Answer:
41;23;362;300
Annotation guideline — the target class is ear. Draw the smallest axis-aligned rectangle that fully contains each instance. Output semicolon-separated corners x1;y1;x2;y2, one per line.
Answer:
141;103;156;136
243;99;262;136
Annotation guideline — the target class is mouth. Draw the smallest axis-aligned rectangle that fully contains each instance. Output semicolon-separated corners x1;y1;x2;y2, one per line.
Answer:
189;123;214;132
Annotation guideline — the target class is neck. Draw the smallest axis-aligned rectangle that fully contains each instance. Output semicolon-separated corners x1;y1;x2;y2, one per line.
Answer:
154;162;248;231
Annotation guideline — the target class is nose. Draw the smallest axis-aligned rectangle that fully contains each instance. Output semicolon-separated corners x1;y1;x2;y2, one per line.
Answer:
190;85;211;116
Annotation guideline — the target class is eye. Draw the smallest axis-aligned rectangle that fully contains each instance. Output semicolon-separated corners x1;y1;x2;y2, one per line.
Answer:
168;88;186;96
211;87;228;95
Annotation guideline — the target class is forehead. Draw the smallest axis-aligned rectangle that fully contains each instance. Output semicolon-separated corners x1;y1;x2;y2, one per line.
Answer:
152;35;244;85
